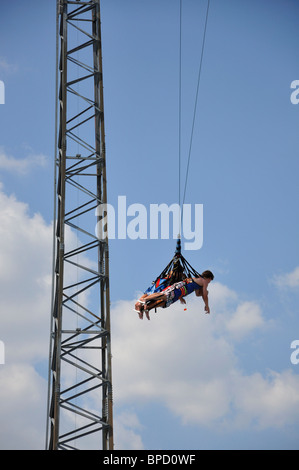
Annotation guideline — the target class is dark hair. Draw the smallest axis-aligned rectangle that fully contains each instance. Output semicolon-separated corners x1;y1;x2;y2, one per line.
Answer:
168;259;187;284
201;270;214;280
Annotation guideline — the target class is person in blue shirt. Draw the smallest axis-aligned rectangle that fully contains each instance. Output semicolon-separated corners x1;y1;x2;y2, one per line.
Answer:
135;270;214;320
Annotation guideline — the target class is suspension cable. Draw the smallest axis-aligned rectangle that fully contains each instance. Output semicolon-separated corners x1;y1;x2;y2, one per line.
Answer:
178;0;182;233
180;0;210;223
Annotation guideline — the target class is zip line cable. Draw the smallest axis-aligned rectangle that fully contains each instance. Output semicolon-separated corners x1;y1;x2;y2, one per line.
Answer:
178;0;182;221
179;0;210;232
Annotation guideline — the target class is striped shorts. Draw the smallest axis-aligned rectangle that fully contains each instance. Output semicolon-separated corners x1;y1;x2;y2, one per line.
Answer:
164;281;188;308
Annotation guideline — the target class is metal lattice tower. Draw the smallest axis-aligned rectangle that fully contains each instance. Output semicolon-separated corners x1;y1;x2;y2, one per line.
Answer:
46;0;113;450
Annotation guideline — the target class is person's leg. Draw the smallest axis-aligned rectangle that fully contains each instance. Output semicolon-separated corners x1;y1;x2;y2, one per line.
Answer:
135;294;148;312
143;298;167;320
135;291;167;319
145;291;166;301
136;291;165;309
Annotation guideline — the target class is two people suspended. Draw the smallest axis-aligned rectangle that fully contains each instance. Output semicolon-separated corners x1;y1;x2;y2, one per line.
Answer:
135;269;214;320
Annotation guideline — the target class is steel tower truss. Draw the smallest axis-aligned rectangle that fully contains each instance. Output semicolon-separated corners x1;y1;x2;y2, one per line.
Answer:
46;0;113;450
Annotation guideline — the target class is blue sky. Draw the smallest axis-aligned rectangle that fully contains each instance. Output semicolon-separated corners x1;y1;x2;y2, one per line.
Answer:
0;0;299;450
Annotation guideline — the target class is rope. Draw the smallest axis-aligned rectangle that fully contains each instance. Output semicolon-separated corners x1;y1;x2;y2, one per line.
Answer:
178;0;182;232
180;0;210;224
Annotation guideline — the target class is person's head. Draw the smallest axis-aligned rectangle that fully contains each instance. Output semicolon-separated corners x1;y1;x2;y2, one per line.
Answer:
170;259;187;282
201;270;214;282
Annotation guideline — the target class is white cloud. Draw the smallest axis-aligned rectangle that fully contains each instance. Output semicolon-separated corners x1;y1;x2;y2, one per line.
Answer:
233;370;299;429
0;149;48;175
110;286;299;434
0;364;47;450
0;186;52;449
114;411;145;450
226;301;265;340
272;267;299;289
0;187;52;363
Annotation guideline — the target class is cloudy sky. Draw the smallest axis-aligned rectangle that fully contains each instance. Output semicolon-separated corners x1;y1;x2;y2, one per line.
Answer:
0;0;299;450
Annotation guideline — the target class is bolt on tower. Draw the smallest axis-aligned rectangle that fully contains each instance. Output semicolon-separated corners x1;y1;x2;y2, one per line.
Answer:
46;0;113;450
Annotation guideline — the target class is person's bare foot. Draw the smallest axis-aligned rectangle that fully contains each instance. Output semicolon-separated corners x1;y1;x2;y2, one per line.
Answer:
138;309;144;319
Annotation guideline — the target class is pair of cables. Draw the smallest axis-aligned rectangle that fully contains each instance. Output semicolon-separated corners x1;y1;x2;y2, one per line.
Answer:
178;0;210;234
